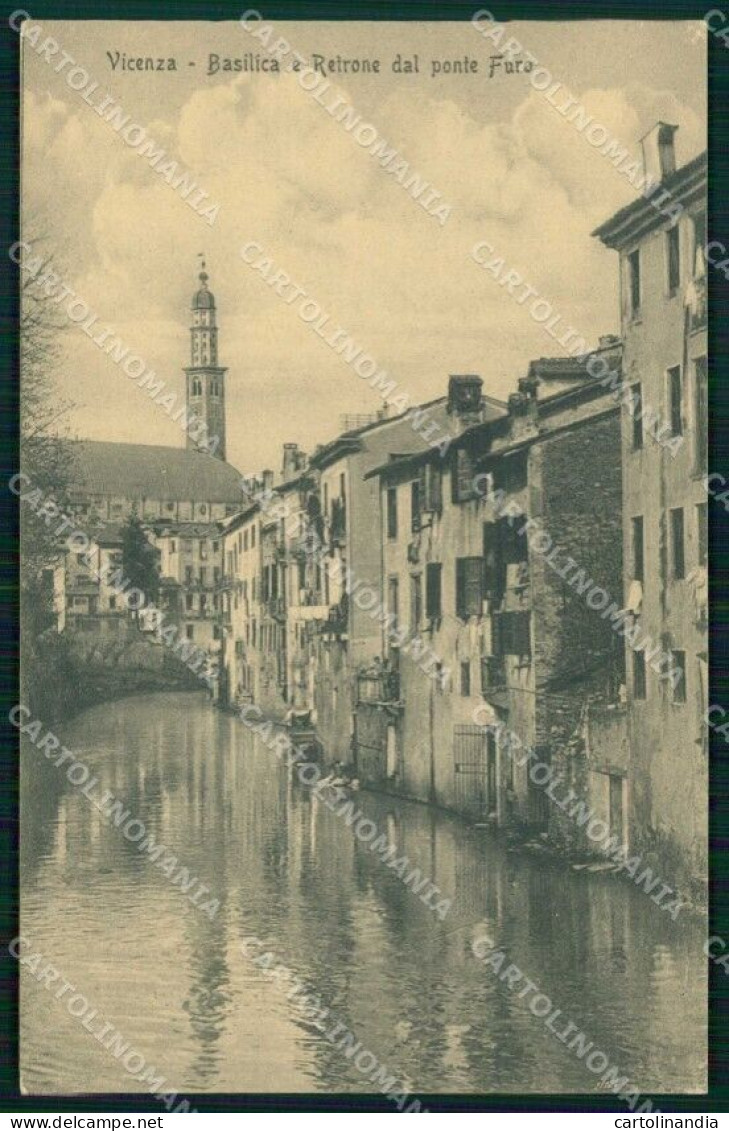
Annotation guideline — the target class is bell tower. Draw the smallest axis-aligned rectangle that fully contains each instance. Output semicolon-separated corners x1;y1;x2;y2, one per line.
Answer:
184;258;227;461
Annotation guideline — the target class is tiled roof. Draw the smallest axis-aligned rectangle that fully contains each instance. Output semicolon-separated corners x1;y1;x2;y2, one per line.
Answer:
592;151;706;248
151;522;222;538
68;440;243;503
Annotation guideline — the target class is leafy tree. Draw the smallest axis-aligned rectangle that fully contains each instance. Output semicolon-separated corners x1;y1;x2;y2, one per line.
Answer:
19;227;75;712
120;510;159;621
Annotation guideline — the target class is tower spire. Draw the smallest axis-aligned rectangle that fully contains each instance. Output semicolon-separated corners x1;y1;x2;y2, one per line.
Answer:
184;258;228;461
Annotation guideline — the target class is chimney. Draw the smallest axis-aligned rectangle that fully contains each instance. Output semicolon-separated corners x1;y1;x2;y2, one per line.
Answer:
282;443;300;481
262;469;275;494
639;122;678;186
447;375;483;420
507;375;539;439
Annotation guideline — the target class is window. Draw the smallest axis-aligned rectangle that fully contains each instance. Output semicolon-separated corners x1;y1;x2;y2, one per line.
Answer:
456;557;486;620
483;523;504;602
492;610;531;657
453;448;476;502
421;463;443;514
692;209;706;276
214;566;220;583
460;661;471;697
425;562;442;621
633;650;646;700
186;624;194;640
668;366;682;436
388;576;399;624
631;383;643;450
200;567;207;585
671;650;687;703
670;507;685;580
243;530;248;551
666;225;680;293
632;516;644;583
628;249;641;317
323;483;329;517
386;487;398;540
186;594;193;610
192;378;202;397
339;472;346;498
251;526;256;549
170;539;177;553
697;502;708;567
185;566;193;584
213;541;219;552
694;356;708;472
410;574;422;630
411;480;421;533
213;624;221;640
109;596;116;611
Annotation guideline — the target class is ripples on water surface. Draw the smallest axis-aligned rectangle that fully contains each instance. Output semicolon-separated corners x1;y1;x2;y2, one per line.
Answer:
20;692;706;1095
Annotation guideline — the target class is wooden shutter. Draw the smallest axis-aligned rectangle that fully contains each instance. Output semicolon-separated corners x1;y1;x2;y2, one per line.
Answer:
456;557;485;619
426;562;442;620
490;611;503;656
483;523;502;599
425;463;443;514
695;357;708;472
453;448;474;502
499;516;528;563
498;610;531;656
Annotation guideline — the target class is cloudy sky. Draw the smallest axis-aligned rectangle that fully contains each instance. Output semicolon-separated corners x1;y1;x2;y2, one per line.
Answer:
22;19;706;475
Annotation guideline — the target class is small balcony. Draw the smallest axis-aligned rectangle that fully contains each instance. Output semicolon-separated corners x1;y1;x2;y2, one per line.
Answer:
481;654;507;694
357;668;402;709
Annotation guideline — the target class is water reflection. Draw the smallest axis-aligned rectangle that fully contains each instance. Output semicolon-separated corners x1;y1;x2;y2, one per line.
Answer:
21;692;706;1095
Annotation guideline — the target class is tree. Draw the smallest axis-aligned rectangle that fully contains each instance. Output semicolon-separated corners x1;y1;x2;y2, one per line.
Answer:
19;226;76;713
121;510;159;621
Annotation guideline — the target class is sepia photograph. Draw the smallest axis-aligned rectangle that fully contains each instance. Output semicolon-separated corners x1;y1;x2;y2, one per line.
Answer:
11;6;717;1115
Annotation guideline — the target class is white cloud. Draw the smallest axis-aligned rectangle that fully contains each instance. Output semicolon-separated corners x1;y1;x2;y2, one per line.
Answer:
22;28;705;472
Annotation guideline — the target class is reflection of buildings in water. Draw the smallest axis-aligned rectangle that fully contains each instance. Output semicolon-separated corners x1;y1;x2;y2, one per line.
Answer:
20;695;707;1095
181;886;232;1087
20;741;68;881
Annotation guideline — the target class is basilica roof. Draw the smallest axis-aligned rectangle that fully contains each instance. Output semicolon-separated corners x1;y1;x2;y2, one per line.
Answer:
67;440;242;503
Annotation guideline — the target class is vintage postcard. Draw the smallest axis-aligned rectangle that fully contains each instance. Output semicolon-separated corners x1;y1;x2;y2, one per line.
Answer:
16;13;709;1106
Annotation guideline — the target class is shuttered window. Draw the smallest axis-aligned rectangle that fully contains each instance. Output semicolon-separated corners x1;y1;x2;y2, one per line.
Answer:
668;365;682;436
694;357;708;472
421;463;443;514
483;523;504;600
452;448;476;502
670;507;685;580
492;610;531;656
499;515;528;563
386;487;398;540
426;562;442;621
456;557;485;619
411;480;421;532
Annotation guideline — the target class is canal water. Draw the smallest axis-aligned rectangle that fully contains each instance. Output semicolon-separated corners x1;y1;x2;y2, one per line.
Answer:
20;692;706;1096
